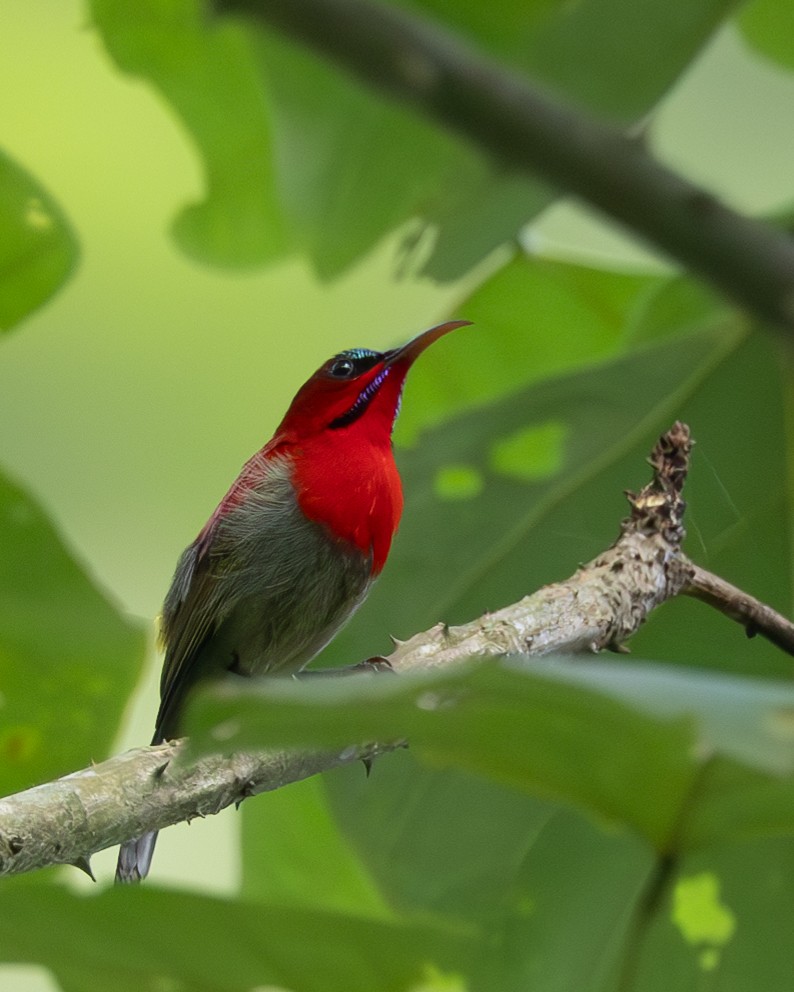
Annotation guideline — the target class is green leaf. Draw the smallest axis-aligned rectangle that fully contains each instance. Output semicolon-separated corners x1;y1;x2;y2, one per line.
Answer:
189;653;794;856
89;0;289;268
396;255;664;443
186;651;794;980
738;0;794;71
250;0;734;280
190;659;759;848
0;151;78;332
245;27;469;278
534;658;794;776
0;885;471;992
240;776;392;917
326;758;563;922
632;838;794;991
323;763;657;987
472;808;654;991
0;469;145;796
91;0;735;278
625;275;730;345
683;760;794;849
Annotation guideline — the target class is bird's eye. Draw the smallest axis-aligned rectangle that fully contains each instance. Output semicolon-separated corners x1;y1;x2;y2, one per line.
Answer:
329;358;356;379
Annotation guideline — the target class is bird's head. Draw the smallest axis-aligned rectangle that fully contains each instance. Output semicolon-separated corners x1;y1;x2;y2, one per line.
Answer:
277;320;470;439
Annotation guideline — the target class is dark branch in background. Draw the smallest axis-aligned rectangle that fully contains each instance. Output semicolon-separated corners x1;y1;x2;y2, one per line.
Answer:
215;0;794;330
0;423;791;879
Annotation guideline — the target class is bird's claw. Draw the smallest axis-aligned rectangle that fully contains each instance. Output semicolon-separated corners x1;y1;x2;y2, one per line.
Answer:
351;655;395;675
235;778;258;809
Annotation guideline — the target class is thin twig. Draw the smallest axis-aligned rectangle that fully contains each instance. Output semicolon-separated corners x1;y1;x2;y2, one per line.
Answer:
684;564;794;656
217;0;794;329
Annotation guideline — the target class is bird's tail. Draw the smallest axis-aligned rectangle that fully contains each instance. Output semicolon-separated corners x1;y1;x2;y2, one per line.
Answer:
115;829;159;884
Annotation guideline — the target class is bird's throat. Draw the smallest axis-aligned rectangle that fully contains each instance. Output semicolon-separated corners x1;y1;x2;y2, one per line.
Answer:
329;366;394;430
292;430;404;575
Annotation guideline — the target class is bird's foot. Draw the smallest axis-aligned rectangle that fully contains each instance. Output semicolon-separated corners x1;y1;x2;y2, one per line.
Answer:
350;655;395;675
297;656;395;679
235;777;258;809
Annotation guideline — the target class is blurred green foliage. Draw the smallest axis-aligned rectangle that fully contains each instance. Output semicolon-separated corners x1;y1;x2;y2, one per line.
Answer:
0;151;78;333
0;470;144;797
89;0;732;279
739;0;794;71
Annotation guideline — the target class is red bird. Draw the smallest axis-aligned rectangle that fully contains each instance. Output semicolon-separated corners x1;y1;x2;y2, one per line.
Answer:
116;320;468;883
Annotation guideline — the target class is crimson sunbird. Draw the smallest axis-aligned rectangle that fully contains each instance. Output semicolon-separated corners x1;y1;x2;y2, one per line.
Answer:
116;320;469;883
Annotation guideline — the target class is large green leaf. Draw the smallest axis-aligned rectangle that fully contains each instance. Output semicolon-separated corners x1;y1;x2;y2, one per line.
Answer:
287;265;794;987
0;885;470;992
469;807;653;992
248;24;564;280
397;254;665;442
89;0;290;268
541;659;794;775
0;151;78;332
240;775;391;917
0;468;144;796
632;837;794;991
188;657;794;990
188;660;794;848
90;0;735;278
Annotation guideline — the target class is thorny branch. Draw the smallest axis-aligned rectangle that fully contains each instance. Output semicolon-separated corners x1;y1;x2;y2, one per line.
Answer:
0;423;791;879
